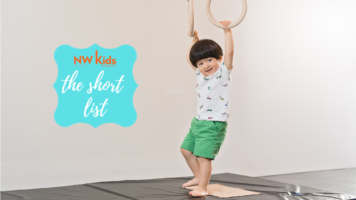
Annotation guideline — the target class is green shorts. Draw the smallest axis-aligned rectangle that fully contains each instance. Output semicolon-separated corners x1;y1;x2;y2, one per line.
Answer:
180;116;228;160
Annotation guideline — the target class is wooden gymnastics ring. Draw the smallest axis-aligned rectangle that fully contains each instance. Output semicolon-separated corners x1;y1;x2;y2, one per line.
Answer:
188;0;195;37
206;0;247;29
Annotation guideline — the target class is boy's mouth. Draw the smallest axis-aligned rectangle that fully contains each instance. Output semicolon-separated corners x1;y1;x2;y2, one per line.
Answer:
206;68;212;72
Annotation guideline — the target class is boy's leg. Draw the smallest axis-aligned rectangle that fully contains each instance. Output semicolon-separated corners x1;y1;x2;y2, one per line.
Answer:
189;157;212;196
198;157;212;190
180;148;201;179
180;117;201;187
189;120;227;196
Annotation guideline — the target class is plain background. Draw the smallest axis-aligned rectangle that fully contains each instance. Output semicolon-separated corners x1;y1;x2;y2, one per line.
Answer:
1;0;356;191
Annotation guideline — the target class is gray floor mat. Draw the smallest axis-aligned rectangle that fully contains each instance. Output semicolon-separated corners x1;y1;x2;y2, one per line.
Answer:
2;172;355;200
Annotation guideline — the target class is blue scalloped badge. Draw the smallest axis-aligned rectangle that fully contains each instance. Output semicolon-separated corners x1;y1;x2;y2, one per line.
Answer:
53;43;138;128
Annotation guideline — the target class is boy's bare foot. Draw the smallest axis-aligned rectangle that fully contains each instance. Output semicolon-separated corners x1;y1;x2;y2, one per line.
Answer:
182;177;200;188
189;187;209;197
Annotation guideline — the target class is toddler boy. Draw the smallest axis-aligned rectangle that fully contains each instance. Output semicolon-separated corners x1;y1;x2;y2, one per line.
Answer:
180;20;234;197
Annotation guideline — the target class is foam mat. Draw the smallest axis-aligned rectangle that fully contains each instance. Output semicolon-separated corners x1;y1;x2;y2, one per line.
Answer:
2;172;355;200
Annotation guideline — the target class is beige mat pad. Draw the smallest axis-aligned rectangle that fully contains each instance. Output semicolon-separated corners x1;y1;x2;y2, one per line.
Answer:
183;183;262;198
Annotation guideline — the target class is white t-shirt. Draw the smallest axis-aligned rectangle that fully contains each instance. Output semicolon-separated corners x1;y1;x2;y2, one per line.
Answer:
195;61;232;122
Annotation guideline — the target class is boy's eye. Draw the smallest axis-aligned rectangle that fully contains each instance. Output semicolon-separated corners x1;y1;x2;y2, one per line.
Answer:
198;59;211;65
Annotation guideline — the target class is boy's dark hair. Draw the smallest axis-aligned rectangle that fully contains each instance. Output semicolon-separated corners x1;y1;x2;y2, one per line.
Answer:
189;39;223;68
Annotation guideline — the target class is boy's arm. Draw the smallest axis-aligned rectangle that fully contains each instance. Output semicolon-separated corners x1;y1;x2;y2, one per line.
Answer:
186;31;199;71
224;29;234;70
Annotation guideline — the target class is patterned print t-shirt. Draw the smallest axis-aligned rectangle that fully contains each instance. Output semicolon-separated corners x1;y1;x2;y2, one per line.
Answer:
195;61;232;122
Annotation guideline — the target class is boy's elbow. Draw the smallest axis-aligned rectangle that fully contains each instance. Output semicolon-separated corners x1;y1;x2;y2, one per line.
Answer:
186;57;191;63
226;51;234;56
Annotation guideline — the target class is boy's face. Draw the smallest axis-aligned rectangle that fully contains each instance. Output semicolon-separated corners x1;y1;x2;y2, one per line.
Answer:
196;56;223;76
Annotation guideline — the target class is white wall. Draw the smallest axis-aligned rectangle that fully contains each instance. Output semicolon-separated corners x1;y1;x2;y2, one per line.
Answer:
1;0;356;191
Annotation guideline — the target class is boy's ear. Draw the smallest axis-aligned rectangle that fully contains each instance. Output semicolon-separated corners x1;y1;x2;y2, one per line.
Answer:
219;55;223;62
